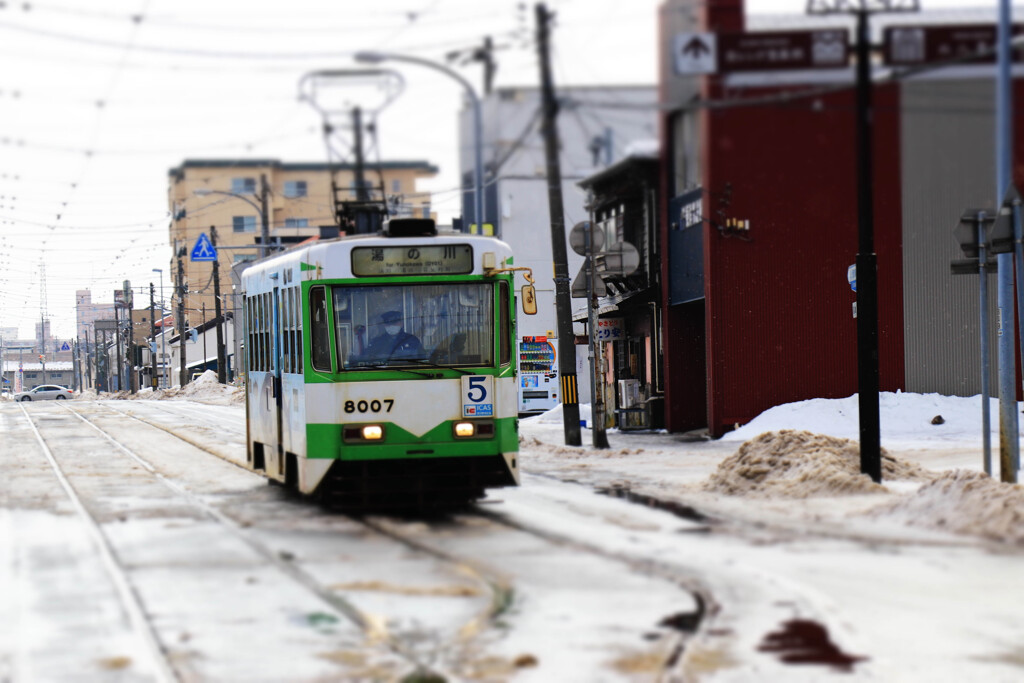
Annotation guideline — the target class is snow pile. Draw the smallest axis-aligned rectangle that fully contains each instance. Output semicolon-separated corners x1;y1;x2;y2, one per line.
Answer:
704;430;934;498
722;391;1008;448
524;402;593;426
870;470;1024;544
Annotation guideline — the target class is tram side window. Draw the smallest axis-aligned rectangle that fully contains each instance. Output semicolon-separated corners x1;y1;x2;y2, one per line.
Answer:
309;285;332;372
293;288;302;372
294;290;301;374
260;293;268;372
245;298;252;372
499;282;510;365
264;292;272;372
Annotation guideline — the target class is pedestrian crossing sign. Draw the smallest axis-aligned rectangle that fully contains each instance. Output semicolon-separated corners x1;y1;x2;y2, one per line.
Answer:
60;341;70;351
191;233;218;261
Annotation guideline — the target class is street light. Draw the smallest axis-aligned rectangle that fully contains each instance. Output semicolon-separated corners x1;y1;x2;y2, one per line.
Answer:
152;268;167;389
354;50;484;234
193;179;271;257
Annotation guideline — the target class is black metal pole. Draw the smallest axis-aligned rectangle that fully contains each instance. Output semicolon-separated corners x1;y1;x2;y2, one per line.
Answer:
536;2;581;446
855;9;881;483
211;226;227;383
177;246;188;387
150;283;158;389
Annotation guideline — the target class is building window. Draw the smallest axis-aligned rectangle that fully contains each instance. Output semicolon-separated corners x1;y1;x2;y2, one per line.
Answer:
391;179;401;193
284;218;308;228
231;177;257;194
284;180;307;198
233;216;257;233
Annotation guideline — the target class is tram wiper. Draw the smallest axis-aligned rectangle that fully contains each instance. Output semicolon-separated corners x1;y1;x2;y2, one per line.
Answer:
406;359;475;376
349;361;437;378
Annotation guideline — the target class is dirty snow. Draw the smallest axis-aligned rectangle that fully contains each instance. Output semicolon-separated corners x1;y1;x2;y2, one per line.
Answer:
703;430;934;498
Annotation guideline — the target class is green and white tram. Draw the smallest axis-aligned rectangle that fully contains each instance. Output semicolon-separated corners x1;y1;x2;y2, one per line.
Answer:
240;218;536;509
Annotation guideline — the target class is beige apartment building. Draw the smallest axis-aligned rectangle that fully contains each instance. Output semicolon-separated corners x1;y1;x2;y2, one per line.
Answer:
167;158;437;328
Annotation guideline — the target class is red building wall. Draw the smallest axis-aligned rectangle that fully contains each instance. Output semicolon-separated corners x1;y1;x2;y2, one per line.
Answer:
700;83;906;436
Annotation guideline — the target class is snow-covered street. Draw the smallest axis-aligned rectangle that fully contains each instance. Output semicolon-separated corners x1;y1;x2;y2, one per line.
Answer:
3;381;1024;681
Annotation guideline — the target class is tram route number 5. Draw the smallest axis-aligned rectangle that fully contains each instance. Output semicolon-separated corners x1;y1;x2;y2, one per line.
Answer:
462;375;494;418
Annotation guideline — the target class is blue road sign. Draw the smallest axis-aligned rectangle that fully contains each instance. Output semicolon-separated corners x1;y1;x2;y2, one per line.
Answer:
60;341;70;351
191;233;218;262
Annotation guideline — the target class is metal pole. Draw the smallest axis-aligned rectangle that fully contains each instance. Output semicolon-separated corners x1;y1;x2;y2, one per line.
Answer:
149;283;157;389
177;246;188;387
353;51;484;234
536;2;581;446
126;284;135;394
854;9;881;483
1013;201;1024;441
260;174;271;258
114;306;123;392
155;268;167;389
979;215;993;476
996;0;1018;482
586;217;609;449
211;226;227;383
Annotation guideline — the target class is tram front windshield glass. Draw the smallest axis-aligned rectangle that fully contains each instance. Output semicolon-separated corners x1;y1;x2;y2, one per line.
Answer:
332;282;494;369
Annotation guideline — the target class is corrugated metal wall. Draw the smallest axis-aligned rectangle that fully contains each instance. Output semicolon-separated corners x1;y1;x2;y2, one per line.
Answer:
900;79;999;396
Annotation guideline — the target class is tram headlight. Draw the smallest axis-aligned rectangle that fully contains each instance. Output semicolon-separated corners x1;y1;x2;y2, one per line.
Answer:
454;422;476;437
453;421;494;438
345;424;385;442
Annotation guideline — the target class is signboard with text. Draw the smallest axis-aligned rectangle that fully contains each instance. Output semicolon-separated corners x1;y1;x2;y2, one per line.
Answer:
674;30;849;75
883;24;1024;66
596;318;624;342
719;30;848;72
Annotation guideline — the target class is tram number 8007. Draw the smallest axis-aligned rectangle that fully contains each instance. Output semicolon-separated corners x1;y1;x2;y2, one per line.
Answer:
344;399;394;414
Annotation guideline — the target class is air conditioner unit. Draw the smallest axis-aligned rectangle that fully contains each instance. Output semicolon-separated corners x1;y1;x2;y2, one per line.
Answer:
618;379;639;408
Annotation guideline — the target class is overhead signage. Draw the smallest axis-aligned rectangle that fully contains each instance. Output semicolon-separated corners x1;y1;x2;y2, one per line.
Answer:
674;32;717;75
718;30;848;72
883;24;1024;66
190;232;217;262
674;30;848;75
351;244;473;276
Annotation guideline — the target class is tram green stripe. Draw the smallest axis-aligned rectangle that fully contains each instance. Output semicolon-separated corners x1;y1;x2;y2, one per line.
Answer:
305;417;518;460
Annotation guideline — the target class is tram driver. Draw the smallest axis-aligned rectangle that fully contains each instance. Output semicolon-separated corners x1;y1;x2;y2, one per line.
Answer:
360;310;425;363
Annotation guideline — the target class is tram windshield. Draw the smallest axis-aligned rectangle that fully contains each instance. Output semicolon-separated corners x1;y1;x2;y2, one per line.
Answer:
329;282;496;370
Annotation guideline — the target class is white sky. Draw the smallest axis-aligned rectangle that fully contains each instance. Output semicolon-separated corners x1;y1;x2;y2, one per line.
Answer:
0;0;1000;340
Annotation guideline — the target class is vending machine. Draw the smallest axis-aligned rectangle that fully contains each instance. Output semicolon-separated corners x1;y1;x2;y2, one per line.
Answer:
517;336;560;414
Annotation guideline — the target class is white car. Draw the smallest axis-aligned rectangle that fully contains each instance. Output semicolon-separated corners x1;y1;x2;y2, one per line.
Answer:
14;385;74;401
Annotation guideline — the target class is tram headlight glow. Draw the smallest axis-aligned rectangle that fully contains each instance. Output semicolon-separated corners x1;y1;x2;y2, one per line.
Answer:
361;425;384;440
454;422;476;437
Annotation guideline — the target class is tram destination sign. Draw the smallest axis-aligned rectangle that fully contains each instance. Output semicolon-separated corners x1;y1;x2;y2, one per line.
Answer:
883;24;1024;66
351;244;473;276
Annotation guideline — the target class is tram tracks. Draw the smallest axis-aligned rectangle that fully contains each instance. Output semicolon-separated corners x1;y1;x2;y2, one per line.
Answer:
37;400;708;679
18;402;179;682
22;401;524;680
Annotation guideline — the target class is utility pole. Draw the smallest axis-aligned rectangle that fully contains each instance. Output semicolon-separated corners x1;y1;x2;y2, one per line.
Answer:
584;213;610;449
995;0;1018;482
114;305;123;392
807;0;918;483
125;280;135;394
149;283;157;389
536;2;581;446
85;329;92;389
259;174;271;258
211;226;227;383
472;36;496;96
353;107;368;202
177;245;188;387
